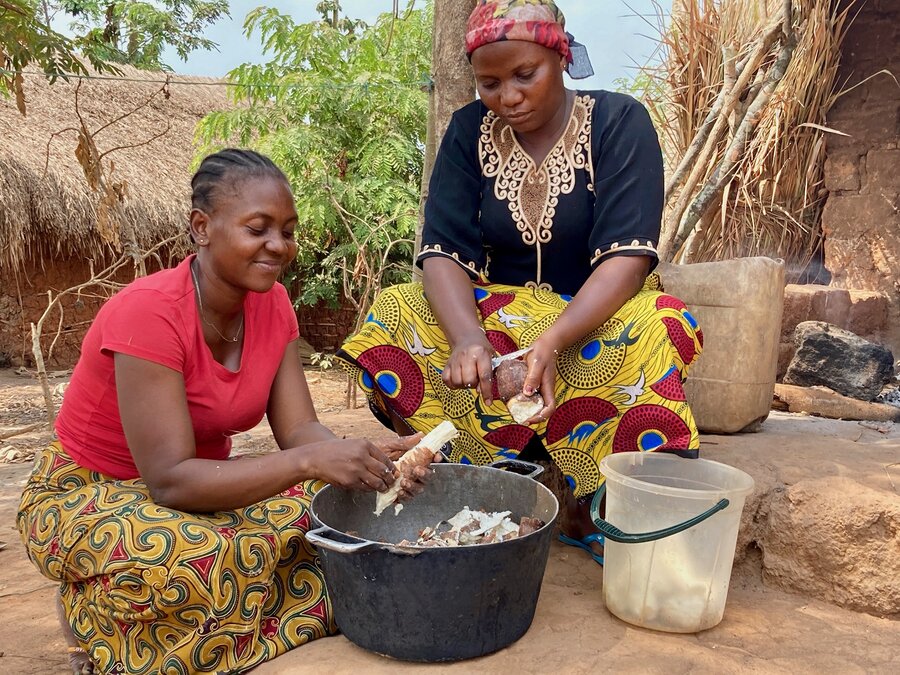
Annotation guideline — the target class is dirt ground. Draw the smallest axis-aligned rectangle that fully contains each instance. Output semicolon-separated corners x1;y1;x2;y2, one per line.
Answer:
0;368;898;674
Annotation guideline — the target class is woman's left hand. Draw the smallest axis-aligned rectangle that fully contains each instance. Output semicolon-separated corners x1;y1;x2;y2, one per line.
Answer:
376;433;442;500
377;433;423;461
520;336;560;426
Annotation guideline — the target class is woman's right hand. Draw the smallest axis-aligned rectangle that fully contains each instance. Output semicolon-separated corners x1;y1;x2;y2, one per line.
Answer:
300;439;397;492
442;331;495;404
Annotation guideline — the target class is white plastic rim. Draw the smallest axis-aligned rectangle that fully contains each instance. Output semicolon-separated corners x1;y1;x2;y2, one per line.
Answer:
599;453;755;501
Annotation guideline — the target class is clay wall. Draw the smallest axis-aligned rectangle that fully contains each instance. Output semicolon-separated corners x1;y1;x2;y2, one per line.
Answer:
823;0;900;351
0;255;364;368
0;257;168;369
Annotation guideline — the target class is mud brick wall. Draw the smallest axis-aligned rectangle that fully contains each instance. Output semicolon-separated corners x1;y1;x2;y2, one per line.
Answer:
0;259;130;368
0;257;360;367
823;0;900;351
296;300;361;353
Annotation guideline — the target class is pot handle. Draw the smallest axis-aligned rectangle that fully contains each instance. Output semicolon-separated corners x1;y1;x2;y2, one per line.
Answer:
489;458;544;480
306;526;378;554
589;484;730;544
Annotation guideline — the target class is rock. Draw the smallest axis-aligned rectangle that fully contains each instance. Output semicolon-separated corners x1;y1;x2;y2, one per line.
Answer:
876;387;900;408
784;322;894;400
761;476;900;618
773;384;900;422
0;445;32;463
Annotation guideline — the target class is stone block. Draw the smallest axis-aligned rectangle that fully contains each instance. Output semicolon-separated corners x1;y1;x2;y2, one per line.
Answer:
860;73;900;106
777;342;794;381
822;192;898;240
841;17;896;63
820;287;852;328
865;150;900;191
781;285;815;339
826;103;900;150
824;152;861;192
872;0;900;16
778;285;891;342
848;289;890;337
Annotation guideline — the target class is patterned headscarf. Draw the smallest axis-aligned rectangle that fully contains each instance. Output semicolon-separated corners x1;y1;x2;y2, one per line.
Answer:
465;0;594;79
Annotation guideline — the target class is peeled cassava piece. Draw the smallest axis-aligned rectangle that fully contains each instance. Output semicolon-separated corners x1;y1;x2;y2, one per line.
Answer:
373;420;458;516
494;359;544;424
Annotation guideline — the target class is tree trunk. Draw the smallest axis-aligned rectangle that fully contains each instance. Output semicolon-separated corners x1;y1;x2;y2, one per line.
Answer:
413;0;476;279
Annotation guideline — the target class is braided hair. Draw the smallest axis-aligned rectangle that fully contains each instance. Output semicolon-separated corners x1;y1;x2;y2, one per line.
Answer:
191;149;288;213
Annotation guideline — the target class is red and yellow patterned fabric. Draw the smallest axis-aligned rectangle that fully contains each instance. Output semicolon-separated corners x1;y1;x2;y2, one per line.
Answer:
466;0;572;61
17;442;335;674
337;274;703;499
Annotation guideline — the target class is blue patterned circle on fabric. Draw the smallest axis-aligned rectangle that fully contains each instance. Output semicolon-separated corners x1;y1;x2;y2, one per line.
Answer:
580;340;601;361
683;311;698;329
376;372;399;396
361;371;374;389
566;475;576;489
639;431;665;451
460;456;472;465
474;288;489;301
560;294;573;302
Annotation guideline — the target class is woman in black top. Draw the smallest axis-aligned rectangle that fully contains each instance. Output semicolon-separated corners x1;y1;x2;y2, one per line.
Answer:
338;0;703;564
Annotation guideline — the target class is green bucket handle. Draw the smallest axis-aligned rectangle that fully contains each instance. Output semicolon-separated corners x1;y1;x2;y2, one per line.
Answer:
590;483;730;544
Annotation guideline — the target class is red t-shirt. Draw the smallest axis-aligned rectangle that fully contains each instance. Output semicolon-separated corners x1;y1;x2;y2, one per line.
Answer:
55;255;299;479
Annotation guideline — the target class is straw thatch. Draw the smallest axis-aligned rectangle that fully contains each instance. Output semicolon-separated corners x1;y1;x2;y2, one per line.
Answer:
0;64;229;270
653;0;852;267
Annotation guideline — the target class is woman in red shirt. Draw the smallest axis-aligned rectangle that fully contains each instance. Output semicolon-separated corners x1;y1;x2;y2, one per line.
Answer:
18;149;430;675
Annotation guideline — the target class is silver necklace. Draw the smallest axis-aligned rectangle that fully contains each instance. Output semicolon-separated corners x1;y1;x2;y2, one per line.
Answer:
190;261;244;343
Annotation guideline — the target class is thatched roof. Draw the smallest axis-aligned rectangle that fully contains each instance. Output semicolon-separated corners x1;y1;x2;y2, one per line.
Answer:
0;64;229;269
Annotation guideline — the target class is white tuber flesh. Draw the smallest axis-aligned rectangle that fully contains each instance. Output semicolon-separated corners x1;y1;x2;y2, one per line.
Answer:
373;420;458;516
507;392;544;424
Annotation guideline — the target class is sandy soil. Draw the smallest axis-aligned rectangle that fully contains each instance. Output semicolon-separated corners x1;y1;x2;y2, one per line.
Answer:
0;368;897;674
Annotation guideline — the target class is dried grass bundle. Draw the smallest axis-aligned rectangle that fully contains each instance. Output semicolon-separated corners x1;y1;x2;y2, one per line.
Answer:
650;0;853;268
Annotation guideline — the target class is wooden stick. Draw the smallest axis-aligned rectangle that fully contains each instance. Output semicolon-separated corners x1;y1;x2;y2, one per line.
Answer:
0;421;48;440
664;44;737;202
31;322;56;429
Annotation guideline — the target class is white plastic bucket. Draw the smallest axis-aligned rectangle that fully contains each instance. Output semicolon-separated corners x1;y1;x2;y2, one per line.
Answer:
596;453;754;633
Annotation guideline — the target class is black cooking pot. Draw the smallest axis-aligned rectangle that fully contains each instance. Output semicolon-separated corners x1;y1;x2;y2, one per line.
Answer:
306;460;559;662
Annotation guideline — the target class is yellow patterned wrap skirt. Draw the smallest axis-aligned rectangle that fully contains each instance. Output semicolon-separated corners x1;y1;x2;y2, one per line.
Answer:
17;441;335;674
337;275;703;498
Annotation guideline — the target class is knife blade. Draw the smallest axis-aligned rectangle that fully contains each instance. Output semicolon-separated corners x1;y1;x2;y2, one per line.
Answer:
491;346;533;370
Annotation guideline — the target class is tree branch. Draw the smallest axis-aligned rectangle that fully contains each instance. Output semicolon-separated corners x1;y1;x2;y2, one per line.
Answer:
664;44;737;200
659;16;784;260
30;235;185;428
666;7;799;261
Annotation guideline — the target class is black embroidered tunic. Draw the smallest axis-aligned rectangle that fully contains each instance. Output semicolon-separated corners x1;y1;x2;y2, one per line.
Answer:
416;91;663;297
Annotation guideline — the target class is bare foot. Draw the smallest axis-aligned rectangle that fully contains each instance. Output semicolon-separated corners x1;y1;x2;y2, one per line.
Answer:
561;489;605;559
57;597;96;674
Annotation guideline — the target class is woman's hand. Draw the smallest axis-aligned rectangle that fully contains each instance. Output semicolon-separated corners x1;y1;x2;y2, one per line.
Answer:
442;331;495;404
520;336;560;425
301;438;397;492
377;433;423;461
376;432;443;500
